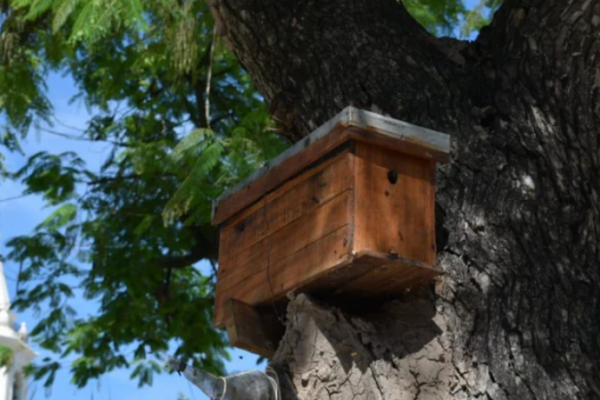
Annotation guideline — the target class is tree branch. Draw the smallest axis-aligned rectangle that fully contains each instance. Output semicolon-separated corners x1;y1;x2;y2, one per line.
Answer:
157;225;218;269
86;173;177;186
29;125;145;148
186;30;218;129
203;26;217;129
157;242;214;270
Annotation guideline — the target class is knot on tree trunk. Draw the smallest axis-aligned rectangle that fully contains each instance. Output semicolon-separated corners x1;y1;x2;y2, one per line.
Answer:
272;293;466;400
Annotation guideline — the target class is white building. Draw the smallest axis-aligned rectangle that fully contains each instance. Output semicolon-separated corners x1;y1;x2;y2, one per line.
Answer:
0;257;36;400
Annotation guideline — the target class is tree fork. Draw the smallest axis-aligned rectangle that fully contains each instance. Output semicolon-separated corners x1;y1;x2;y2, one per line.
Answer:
207;0;488;138
208;0;600;398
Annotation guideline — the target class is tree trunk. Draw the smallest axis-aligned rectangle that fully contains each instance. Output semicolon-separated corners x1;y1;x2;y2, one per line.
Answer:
207;0;600;398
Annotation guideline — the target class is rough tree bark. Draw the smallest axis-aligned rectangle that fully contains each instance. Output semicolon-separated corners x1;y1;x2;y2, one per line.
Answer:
207;0;600;399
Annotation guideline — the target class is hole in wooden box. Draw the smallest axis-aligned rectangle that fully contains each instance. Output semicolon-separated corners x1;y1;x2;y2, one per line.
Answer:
387;169;398;184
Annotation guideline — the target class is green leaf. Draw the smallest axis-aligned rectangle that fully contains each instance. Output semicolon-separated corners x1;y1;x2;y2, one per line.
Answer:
52;0;79;33
133;215;154;235
0;345;14;367
170;128;215;164
15;0;53;20
36;203;78;231
162;141;224;225
126;0;149;31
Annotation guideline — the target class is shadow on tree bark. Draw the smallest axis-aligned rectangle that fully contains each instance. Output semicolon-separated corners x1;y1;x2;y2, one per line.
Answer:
272;293;458;399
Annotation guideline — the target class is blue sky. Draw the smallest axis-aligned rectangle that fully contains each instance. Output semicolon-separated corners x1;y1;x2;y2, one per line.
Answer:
0;72;262;400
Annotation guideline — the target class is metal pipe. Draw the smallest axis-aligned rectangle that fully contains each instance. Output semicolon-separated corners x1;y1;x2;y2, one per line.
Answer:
167;357;279;400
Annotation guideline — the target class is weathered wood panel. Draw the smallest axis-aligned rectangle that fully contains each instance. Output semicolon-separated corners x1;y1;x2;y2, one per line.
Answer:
348;126;450;163
214;197;353;328
352;142;436;264
212;125;349;225
269;225;352;295
333;251;440;297
225;299;285;358
223;147;354;229
217;188;353;293
218;151;353;266
298;249;385;293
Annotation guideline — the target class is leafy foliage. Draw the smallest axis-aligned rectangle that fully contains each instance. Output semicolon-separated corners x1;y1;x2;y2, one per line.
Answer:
0;0;499;392
402;0;502;37
403;0;467;36
0;344;14;367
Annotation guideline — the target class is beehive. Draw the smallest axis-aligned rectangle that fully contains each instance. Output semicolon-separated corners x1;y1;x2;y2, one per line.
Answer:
211;107;450;356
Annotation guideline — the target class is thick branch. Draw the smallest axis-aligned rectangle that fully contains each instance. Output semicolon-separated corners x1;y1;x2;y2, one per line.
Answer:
157;244;210;270
158;226;218;269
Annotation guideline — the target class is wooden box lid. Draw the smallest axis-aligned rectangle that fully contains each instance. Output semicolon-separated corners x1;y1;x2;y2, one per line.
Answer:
211;107;451;226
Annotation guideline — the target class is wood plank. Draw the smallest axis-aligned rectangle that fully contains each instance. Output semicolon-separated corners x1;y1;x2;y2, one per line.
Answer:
348;127;450;163
352;142;436;264
215;225;352;328
216;190;352;294
223;149;352;230
218;153;353;264
299;250;385;293
214;207;353;328
212;125;349;225
334;262;420;296
225;299;285;358
269;225;352;295
216;249;440;328
333;251;441;297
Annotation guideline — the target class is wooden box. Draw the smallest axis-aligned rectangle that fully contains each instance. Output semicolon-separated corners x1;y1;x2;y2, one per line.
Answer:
211;107;450;356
